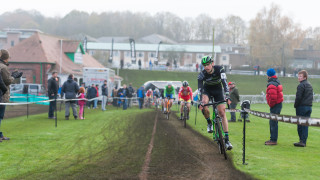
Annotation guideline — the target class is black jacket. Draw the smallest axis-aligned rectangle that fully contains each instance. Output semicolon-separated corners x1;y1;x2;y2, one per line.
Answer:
118;88;129;97
61;78;79;99
87;87;97;99
48;77;59;96
0;74;7;102
101;84;108;96
127;86;134;98
294;79;313;108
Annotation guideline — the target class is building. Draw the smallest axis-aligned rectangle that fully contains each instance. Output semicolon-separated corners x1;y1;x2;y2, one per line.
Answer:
0;28;42;49
290;48;320;69
8;32;122;89
87;35;250;70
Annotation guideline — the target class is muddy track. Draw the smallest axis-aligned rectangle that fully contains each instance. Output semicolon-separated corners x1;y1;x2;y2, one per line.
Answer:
147;111;253;180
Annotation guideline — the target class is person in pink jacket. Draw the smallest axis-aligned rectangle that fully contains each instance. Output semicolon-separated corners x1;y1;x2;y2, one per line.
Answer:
78;87;87;119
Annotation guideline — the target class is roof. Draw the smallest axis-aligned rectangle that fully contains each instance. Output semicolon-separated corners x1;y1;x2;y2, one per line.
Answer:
62;40;84;53
67;33;98;42
8;32;104;75
97;36;130;43
137;34;177;44
87;42;221;53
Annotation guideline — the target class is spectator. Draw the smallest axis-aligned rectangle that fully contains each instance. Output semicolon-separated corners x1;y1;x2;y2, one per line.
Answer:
94;84;99;109
127;83;135;107
0;49;22;142
118;84;129;110
101;80;108;111
48;71;59;119
294;70;313;147
61;74;79;120
228;82;240;122
120;59;124;69
137;85;145;109
138;59;142;70
196;63;199;72
112;86;118;107
265;68;283;146
149;60;152;70
80;83;86;96
86;84;97;109
78;87;86;119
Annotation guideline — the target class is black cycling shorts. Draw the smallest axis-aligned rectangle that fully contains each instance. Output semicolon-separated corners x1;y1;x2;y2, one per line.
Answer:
202;85;224;102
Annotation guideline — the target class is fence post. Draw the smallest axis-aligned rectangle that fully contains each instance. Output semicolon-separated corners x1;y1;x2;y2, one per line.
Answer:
55;97;57;128
241;100;250;165
27;93;29;119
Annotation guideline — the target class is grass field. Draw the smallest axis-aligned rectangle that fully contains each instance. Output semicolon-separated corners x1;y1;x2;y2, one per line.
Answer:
185;102;320;180
0;106;154;179
118;69;320;95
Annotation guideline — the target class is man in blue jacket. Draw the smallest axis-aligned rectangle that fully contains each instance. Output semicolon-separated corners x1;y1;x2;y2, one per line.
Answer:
61;74;79;120
137;86;145;109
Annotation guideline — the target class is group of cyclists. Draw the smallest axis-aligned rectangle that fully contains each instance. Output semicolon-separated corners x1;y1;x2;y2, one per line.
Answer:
145;55;233;151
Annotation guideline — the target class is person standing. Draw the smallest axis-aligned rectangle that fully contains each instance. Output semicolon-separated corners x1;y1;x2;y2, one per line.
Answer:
47;71;59;119
94;84;99;109
265;68;283;145
228;82;240;122
127;83;135;108
101;80;108;111
294;70;313;147
112;86;118;107
120;59;124;69
78;87;86;119
149;60;152;70
137;86;145;109
118;84;129;110
0;49;23;142
86;84;97;109
61;74;79;120
196;63;199;72
138;59;142;70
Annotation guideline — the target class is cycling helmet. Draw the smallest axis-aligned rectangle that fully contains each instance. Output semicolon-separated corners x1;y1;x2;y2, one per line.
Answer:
182;81;189;87
201;56;213;65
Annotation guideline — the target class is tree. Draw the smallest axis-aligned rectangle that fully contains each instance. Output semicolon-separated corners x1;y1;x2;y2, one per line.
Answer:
225;15;247;44
249;4;305;67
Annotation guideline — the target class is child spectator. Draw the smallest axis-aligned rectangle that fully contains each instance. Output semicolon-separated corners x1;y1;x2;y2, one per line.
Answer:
78;87;86;119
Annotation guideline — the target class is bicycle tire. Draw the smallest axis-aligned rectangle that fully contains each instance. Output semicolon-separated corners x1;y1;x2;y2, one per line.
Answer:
215;118;227;160
183;105;187;128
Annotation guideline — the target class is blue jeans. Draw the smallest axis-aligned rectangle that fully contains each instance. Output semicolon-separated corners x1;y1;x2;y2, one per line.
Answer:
269;103;282;142
138;98;144;109
296;106;312;144
123;99;127;110
94;99;98;108
0;105;6;137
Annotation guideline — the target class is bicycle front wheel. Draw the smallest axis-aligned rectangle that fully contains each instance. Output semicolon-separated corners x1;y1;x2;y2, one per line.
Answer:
215;118;227;160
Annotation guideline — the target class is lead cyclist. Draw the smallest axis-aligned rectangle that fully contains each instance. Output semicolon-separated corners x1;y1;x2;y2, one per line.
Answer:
198;56;233;150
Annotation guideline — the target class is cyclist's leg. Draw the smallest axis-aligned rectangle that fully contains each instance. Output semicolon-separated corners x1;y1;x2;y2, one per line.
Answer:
180;99;184;119
169;94;173;108
201;94;210;120
164;97;168;111
217;104;228;132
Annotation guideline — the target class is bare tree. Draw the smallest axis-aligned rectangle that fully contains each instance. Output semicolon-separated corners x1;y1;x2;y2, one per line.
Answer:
249;4;305;67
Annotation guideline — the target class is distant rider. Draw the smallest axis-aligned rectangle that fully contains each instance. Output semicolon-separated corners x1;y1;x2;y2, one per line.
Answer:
178;81;193;120
164;82;175;113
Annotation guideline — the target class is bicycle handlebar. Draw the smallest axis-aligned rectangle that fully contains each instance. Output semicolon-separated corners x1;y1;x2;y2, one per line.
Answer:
201;100;230;109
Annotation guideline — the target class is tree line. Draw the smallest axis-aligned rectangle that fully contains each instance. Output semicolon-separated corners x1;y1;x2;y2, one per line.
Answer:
0;4;319;69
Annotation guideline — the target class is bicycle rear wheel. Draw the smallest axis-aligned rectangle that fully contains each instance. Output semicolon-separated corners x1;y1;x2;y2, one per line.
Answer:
215;118;227;160
183;106;187;128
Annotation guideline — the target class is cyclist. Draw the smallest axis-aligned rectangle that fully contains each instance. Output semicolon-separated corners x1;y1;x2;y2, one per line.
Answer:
146;88;153;107
178;81;193;120
153;88;161;108
164;82;175;113
198;56;233;150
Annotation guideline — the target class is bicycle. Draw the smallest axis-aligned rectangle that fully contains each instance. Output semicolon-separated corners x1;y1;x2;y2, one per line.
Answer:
202;100;229;160
164;98;171;120
180;100;190;128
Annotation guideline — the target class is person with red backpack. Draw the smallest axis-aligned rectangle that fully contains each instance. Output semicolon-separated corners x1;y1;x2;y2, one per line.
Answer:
265;68;283;145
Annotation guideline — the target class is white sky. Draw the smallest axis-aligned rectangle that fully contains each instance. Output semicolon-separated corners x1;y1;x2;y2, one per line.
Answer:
1;0;319;28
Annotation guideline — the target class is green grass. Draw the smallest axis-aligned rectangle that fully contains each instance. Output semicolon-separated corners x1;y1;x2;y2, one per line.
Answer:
118;69;320;95
0;106;154;179
186;103;320;180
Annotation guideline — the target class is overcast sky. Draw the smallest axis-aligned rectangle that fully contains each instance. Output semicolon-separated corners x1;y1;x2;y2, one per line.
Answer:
1;0;319;28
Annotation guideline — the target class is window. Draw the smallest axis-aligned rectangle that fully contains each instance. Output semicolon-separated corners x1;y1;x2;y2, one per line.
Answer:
11;41;14;47
149;52;154;58
126;51;131;57
198;54;204;58
138;52;143;57
222;56;227;61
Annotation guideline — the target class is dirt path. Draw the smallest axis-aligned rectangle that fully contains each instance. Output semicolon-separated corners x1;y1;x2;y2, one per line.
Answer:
146;111;253;180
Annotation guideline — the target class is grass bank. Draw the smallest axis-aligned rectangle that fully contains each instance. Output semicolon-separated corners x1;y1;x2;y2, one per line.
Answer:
186;102;320;179
0;106;154;179
118;69;320;95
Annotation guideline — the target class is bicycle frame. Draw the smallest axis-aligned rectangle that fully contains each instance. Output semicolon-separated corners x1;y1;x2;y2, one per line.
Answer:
203;100;228;160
